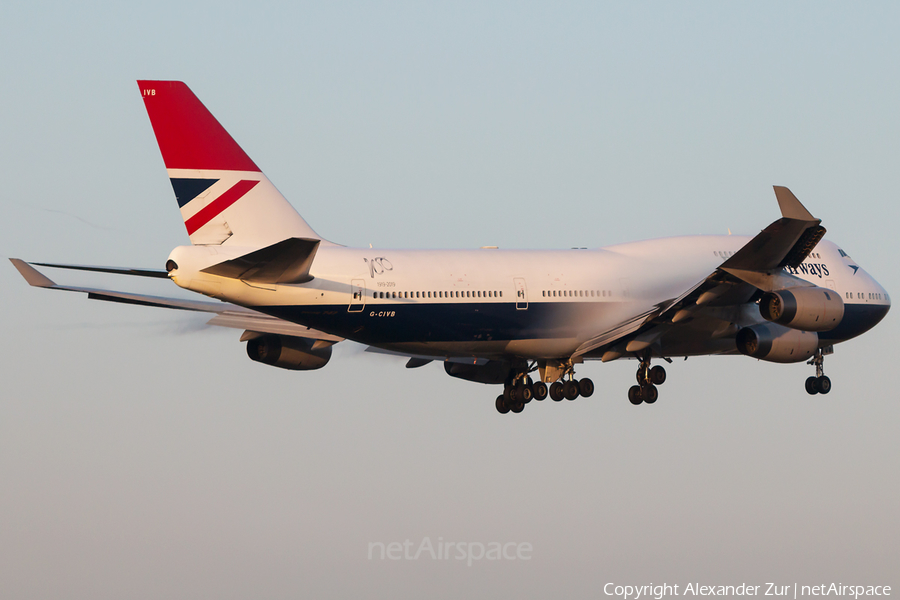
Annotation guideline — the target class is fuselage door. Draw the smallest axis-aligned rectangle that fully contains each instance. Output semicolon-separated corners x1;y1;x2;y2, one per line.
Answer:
349;279;366;312
514;277;528;310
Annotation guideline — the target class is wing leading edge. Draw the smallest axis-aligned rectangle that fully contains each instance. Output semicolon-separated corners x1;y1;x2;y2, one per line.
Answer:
9;259;342;343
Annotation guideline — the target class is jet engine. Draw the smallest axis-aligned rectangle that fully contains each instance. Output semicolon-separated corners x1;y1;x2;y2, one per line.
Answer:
246;334;332;370
444;360;509;385
736;323;818;363
759;286;843;332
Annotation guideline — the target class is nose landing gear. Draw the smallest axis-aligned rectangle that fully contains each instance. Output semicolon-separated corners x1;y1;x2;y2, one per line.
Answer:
805;348;832;395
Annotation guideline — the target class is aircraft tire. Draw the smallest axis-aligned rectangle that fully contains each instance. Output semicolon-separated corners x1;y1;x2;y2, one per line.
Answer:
550;382;565;401
518;382;534;404
815;376;832;394
533;381;548;401
578;378;594;398
628;385;643;405
496;395;510;414
510;400;525;413
805;377;819;395
564;380;580;401
650;365;667;386
508;385;520;403
642;384;658;404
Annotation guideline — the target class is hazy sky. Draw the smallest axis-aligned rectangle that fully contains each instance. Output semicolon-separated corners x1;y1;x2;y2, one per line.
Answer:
2;2;898;598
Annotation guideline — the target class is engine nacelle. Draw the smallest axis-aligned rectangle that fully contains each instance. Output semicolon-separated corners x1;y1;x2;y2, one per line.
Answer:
444;360;509;385
246;334;331;371
736;323;819;363
759;286;844;332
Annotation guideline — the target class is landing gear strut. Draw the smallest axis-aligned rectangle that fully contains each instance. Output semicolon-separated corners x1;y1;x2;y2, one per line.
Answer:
629;354;666;405
495;364;593;414
805;348;832;395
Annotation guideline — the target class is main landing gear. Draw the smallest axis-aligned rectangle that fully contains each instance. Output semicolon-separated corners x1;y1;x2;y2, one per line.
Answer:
805;348;832;395
628;355;667;405
495;369;593;415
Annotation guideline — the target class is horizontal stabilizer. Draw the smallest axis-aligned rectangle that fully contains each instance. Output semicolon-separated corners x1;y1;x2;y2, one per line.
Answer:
201;237;320;284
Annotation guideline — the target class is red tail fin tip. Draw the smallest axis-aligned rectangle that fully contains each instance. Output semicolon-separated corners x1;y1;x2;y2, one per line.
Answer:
137;80;259;172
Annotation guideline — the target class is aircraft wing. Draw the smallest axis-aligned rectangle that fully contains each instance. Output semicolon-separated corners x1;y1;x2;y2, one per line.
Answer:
363;345;492;368
9;258;342;343
573;186;825;360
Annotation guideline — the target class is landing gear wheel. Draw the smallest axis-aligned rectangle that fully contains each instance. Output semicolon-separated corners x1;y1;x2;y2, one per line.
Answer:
517;382;534;404
533;381;548;401
564;380;580;400
807;349;833;396
628;385;643;405
510;400;525;413
578;378;594;398
550;381;565;402
805;377;819;395
503;385;514;403
507;385;520;403
649;365;667;386
642;384;658;404
496;395;510;414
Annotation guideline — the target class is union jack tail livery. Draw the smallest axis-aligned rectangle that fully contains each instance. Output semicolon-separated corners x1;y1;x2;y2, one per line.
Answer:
137;80;322;247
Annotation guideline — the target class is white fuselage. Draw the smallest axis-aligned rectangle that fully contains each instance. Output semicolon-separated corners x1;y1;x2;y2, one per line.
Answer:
166;234;890;362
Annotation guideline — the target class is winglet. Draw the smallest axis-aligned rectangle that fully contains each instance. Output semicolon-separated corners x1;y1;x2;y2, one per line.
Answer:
9;259;57;288
773;186;817;222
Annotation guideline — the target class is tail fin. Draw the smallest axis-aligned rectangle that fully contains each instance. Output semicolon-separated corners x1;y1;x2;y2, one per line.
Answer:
137;80;323;247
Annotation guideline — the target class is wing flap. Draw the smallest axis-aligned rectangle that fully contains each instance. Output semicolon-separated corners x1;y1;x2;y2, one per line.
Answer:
571;308;657;359
207;312;342;342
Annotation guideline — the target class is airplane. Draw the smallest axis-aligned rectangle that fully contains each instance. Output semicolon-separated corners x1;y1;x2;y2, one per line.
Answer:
10;80;891;414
